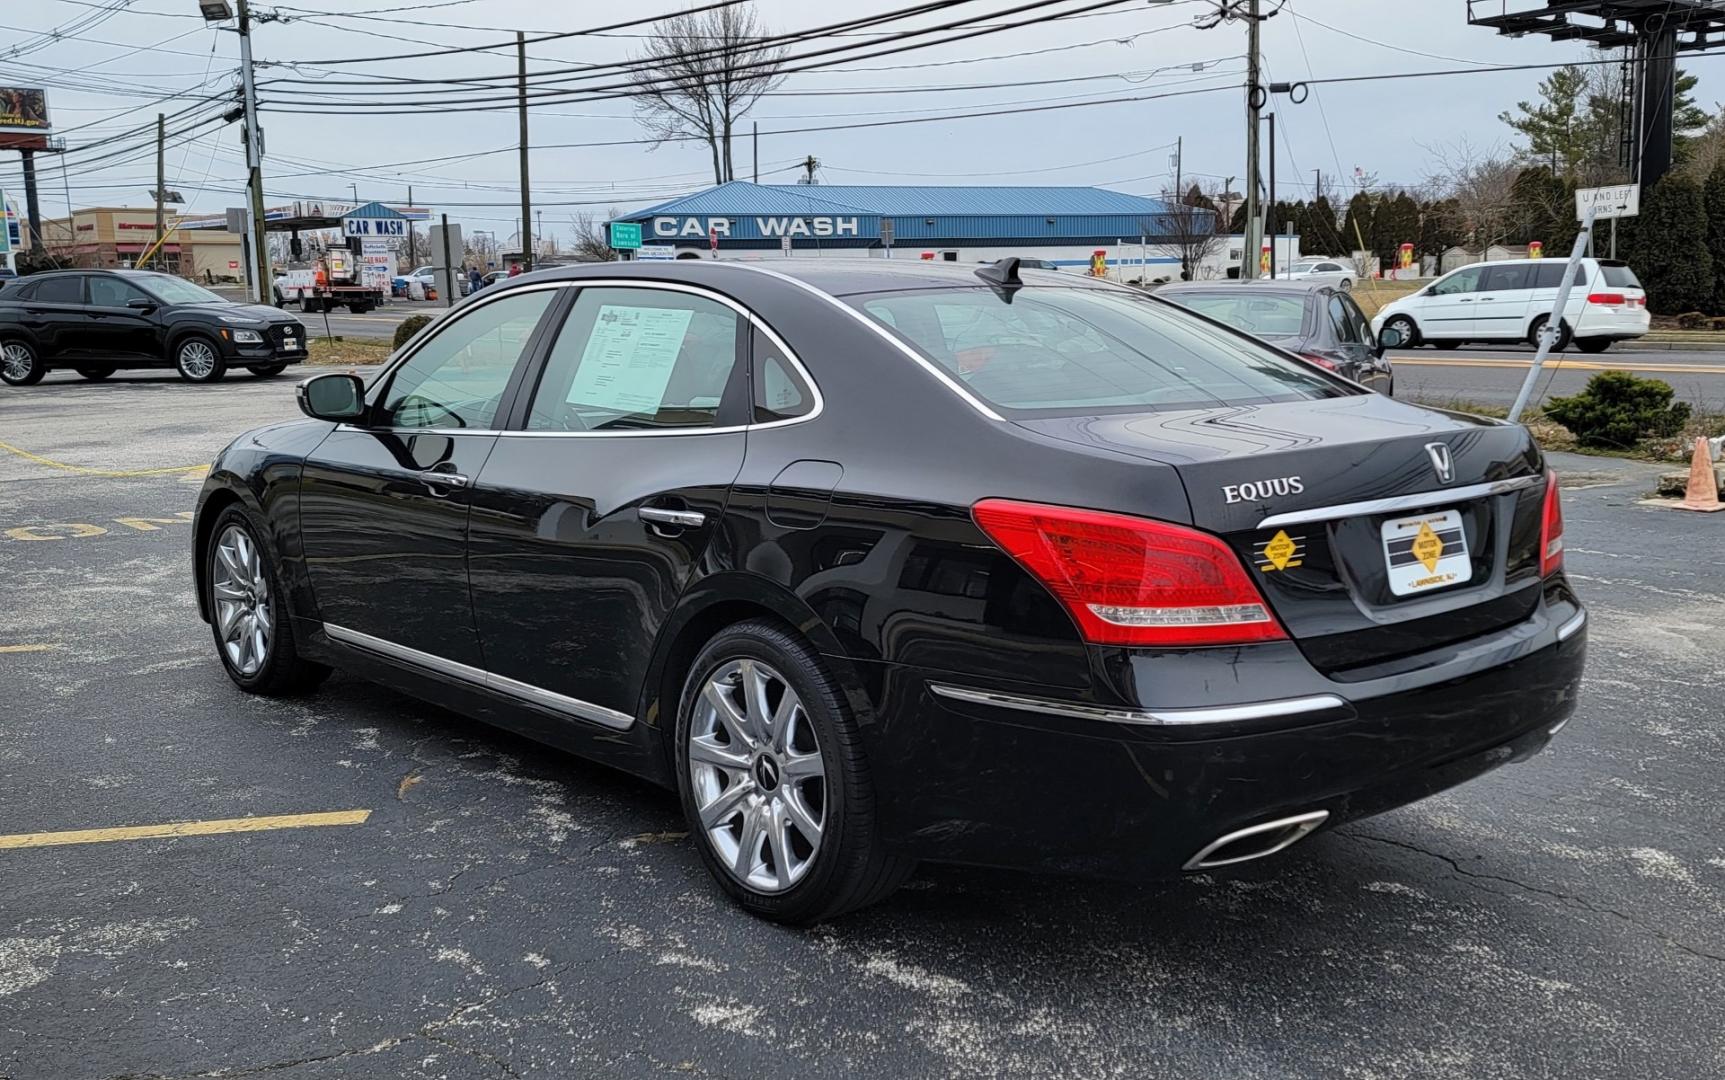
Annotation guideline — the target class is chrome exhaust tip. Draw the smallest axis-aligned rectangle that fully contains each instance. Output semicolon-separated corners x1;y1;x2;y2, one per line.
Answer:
1182;810;1330;872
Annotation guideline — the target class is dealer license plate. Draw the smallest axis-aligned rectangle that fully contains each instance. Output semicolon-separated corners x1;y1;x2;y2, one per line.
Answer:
1381;508;1471;597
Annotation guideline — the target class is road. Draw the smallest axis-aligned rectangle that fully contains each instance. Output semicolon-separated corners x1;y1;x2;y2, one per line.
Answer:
1389;343;1725;409
1;374;1721;1079
212;287;448;340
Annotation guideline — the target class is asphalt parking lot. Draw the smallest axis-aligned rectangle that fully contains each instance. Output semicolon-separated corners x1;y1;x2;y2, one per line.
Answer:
2;371;1722;1079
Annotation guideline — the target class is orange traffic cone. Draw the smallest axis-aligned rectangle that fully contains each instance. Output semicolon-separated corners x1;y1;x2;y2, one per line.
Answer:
1678;436;1724;512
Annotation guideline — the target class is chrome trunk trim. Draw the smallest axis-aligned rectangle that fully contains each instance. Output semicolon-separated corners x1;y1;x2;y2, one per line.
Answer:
1257;474;1541;529
928;683;1348;727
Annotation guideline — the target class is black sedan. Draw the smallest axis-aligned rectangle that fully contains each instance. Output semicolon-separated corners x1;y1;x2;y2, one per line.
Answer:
1156;279;1396;394
0;269;307;386
192;258;1584;923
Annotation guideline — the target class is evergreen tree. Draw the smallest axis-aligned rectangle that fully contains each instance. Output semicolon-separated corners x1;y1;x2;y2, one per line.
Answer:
1341;192;1373;260
1228;200;1249;234
1625;175;1714;315
1308;194;1340;254
1418;198;1463;260
1704;163;1725;314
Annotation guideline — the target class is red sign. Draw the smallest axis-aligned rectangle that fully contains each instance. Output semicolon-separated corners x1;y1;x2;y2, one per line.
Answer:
117;222;156;230
709;225;719;252
229;260;240;270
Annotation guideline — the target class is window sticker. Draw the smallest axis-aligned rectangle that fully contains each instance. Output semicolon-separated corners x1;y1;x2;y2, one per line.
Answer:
566;305;694;413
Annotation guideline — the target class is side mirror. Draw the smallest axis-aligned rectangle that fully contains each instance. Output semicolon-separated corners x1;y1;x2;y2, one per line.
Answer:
1376;325;1407;353
126;297;157;312
297;373;366;422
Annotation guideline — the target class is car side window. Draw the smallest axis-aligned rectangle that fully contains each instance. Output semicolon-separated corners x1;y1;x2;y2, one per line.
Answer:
88;276;148;307
380;290;555;430
33;276;84;304
752;327;814;423
1481;264;1531;292
1328;296;1361;344
1431;267;1482;296
1531;262;1564;289
1341;294;1372;343
1316;262;1341;272
526;287;743;432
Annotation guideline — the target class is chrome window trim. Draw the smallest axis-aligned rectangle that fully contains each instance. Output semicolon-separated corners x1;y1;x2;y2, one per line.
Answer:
361;278;823;439
928;683;1348;727
1557;608;1586;642
323;623;634;731
1256;474;1542;529
717;261;1008;422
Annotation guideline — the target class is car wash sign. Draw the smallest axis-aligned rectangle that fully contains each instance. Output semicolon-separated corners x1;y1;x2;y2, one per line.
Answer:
650;216;863;241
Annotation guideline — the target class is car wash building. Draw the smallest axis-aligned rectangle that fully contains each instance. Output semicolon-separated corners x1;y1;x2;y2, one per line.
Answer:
610;181;1204;276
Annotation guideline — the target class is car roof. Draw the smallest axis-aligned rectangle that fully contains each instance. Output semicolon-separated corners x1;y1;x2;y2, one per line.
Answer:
511;257;1113;299
1155;279;1331;296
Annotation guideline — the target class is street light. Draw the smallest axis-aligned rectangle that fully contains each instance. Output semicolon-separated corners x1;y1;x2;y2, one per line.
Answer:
198;1;234;20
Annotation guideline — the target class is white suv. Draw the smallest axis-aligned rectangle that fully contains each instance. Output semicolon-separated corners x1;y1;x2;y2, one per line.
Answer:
1371;258;1648;353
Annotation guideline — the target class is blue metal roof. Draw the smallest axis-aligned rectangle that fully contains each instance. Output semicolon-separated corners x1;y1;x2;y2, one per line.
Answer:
621;181;1173;219
342;200;407;220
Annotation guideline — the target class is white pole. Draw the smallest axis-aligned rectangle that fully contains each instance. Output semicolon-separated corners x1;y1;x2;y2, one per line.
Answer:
1508;204;1598;424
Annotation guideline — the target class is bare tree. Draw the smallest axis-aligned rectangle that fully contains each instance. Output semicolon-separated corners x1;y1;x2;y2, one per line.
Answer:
1146;186;1224;280
1422;137;1520;250
569;208;622;262
631;4;786;185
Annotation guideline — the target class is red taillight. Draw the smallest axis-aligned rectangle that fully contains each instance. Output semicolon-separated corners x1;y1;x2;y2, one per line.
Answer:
1540;469;1564;576
971;499;1287;647
1587;292;1626;306
1298;352;1338;370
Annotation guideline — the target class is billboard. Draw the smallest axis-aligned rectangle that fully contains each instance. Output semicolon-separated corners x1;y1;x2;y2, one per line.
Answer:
0;88;50;132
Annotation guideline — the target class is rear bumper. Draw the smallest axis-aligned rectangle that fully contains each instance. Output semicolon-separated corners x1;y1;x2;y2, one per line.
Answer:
852;593;1585;879
1574;308;1649;339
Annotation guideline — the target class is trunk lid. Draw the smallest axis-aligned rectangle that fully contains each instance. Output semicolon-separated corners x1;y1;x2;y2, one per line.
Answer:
1016;394;1548;674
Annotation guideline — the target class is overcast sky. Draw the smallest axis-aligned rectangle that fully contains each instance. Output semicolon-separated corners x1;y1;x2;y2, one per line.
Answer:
2;0;1712;243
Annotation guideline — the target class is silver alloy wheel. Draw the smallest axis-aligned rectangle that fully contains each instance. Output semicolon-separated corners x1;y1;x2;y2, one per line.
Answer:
689;658;826;893
1;342;33;381
179;340;218;379
211;525;272;677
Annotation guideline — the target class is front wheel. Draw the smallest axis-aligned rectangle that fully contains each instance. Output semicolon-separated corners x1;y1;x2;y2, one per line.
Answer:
1576;337;1612;354
1381;315;1420;349
299;295;321;314
206;508;330;696
250;364;287;378
1529;315;1572;352
676;621;914;924
0;339;45;386
75;367;114;380
174;336;227;383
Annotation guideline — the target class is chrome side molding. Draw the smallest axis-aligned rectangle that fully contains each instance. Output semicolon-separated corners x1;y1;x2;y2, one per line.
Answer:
1257;474;1542;529
1182;810;1330;871
322;623;634;731
1557;608;1587;642
928;683;1348;727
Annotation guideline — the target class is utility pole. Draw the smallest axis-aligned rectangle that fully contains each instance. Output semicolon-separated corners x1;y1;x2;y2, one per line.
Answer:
1242;0;1262;280
154;113;167;252
237;0;270;303
753;122;759;183
517;31;533;273
20;150;42;254
1174;135;1182;201
1266;112;1276;277
406;185;415;269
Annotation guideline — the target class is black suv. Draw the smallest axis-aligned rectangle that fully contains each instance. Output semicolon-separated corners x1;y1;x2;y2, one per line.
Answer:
0;269;308;386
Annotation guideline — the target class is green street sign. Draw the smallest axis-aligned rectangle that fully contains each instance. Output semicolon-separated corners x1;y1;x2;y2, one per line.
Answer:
608;221;642;250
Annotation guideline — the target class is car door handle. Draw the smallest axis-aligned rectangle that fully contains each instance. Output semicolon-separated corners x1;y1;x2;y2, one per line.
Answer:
417;469;469;490
639;506;705;528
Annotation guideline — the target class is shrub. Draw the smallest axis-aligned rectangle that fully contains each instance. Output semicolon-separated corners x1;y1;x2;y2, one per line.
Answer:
1677;311;1710;330
1544;370;1692;449
393;314;433;350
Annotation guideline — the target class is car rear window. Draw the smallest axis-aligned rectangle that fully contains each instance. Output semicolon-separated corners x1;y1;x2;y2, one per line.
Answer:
1599;262;1642;289
853;286;1347;416
1163;291;1307;338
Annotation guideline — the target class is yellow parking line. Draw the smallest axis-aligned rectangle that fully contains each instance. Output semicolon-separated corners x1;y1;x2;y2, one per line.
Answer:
1393;357;1725;375
0;644;57;654
0;440;207;478
0;810;372;850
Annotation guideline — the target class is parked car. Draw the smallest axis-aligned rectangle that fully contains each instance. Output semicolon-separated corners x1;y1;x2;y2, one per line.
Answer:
1371;258;1648;353
1;269;307;386
407;265;469;297
1156;280;1394;394
194;257;1584;922
1281;257;1354;290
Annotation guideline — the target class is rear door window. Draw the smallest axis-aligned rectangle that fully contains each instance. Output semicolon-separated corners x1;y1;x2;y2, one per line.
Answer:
1481;264;1532;292
855;286;1346;416
32;276;84;304
526;287;744;432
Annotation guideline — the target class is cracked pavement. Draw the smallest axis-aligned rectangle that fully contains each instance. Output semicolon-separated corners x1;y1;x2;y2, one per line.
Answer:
1;375;1721;1079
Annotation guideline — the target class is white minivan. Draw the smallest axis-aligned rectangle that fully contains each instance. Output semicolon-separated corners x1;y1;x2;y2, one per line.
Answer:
1371;258;1648;353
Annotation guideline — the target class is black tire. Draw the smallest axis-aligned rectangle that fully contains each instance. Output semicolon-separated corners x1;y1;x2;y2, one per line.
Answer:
1433;339;1462;350
1381;314;1420;349
675;620;914;924
173;335;228;383
250;364;288;378
1528;315;1572;352
1576;337;1612;354
1338;278;1353;291
299;295;320;314
0;339;46;386
205;505;331;696
75;367;114;380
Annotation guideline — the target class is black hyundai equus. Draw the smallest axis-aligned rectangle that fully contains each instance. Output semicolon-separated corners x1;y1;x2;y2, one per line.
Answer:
193;258;1585;923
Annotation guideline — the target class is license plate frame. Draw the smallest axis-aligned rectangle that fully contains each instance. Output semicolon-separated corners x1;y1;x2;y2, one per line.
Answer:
1381;507;1471;597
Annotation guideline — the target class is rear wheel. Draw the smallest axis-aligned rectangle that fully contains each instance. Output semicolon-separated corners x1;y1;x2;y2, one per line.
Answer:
75;367;114;380
1338;278;1353;291
205;507;330;696
174;336;227;383
676;620;914;924
1;340;45;386
250;364;287;378
1576;337;1612;354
